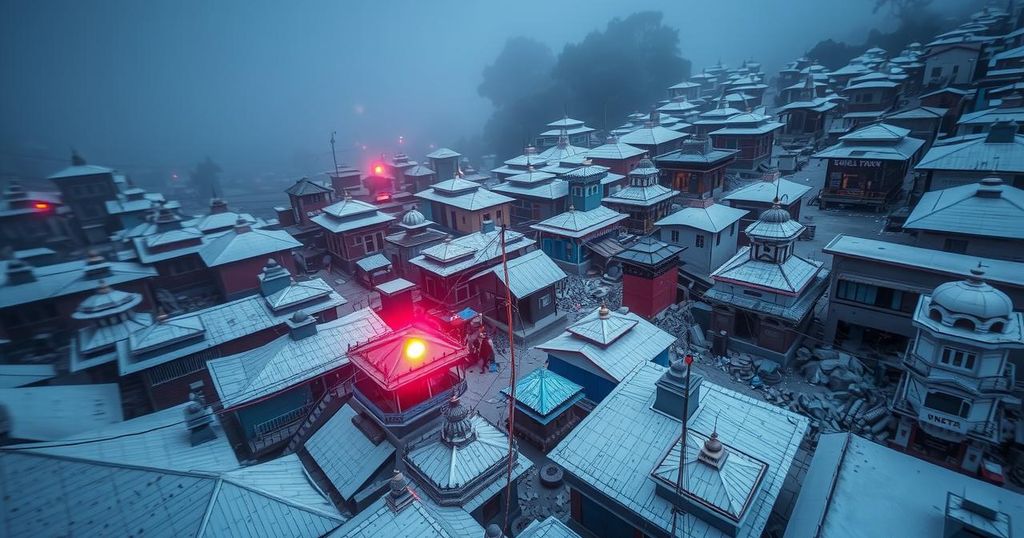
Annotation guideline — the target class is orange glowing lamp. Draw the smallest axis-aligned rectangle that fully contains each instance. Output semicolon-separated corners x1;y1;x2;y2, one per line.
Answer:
373;164;385;176
404;338;426;362
34;202;50;210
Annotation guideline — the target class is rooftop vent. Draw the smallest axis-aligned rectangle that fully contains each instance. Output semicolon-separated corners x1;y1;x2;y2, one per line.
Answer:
258;258;292;297
83;251;113;279
210;198;228;214
183;381;217;446
481;219;496;234
5;259;36;285
944;490;1010;538
386;470;415;513
233;215;252;234
975;177;1005;198
71;150;86;167
985;120;1017;144
653;357;702;421
286;310;317;340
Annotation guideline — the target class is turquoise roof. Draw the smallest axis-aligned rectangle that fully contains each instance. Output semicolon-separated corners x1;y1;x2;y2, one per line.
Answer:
502;368;584;418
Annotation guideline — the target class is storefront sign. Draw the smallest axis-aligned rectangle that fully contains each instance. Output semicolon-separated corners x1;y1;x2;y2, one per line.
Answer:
920;409;968;434
833;159;883;168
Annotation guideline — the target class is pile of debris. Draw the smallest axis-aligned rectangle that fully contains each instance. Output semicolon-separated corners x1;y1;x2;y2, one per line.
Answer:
710;345;898;445
555;276;622;319
653;301;705;353
765;383;895;445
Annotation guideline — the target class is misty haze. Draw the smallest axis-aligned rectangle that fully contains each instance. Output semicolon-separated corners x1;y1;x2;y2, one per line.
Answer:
3;1;1024;537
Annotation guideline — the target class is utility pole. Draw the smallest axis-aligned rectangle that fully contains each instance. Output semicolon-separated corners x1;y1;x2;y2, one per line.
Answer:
670;354;694;538
500;225;518;535
330;131;339;175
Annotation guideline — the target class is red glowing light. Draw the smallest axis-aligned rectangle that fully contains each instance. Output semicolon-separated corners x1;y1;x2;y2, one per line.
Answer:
34;202;50;210
373;164;384;175
404;338;426;361
684;354;693;366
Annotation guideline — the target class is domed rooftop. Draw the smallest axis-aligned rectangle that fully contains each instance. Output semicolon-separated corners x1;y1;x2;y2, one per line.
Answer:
399;206;430;230
744;201;804;242
72;281;143;320
930;267;1013;326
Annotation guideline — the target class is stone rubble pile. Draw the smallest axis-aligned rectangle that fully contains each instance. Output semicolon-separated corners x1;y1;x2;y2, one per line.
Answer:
555;276;623;320
712;345;897;445
653;302;704;352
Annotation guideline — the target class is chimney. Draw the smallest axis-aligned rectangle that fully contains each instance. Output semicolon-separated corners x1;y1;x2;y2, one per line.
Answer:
484;525;506;538
286;310;317;340
233;215;252;234
653;358;703;421
183;381;217;446
481;219;496;234
5;259;36;285
83;251;113;279
985;120;1017;143
944;490;1010;538
259;258;292;297
975;177;1005;198
375;278;416;328
386;470;415;513
209;198;228;214
71;150;86;167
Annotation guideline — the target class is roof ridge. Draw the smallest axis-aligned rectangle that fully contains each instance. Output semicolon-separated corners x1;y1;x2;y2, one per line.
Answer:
216;476;345;522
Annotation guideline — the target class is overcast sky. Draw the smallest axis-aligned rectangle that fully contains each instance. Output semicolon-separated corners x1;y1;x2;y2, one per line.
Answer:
0;0;962;183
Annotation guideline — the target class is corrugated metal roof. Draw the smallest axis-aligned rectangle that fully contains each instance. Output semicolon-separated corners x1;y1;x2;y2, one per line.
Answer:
312;210;396;234
0;384;123;441
47;163;114;180
415;183;514;212
786;433;1024;538
486;249;566;299
722;178;811;204
304;404;396;500
711;247;823;295
286;178;333;196
14;402;240;472
208;308;389;408
956;106;1024;126
491;178;569;200
548;363;809;538
904;179;1024;238
603;184;678;207
823;234;1024;287
915;133;1024;173
620;125;688;146
0;364;56;389
406;414;508;492
0;452;343;537
530;206;627;238
501;368;584;417
0;258;157;309
199;227;302;267
655;204;748;233
412;229;534;277
518;516;581;538
426;148;461;159
356;253;392;272
329;494;482;537
536;307;674;382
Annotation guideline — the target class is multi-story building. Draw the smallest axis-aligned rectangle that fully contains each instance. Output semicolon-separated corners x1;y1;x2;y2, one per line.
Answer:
414;179;513;235
312;195;396;272
721;178;810;246
890;269;1022;474
904;177;1024;261
46;153;119;244
383;207;447;280
705;202;829;363
549;360;809;538
601;158;677;235
655;202;748;293
654;137;738;204
914;122;1024;195
708;112;784;174
0;182;73;252
490;168;569;228
814;123;925;210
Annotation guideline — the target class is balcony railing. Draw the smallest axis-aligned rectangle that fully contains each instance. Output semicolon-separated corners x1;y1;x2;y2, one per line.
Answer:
354;379;467;426
247;402;314;454
902;355;1012;393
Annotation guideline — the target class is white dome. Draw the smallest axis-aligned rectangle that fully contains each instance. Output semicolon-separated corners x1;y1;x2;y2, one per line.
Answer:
930;269;1013;323
401;208;426;227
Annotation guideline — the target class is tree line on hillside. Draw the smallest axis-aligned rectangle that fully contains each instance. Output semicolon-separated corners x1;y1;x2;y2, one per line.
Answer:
477;12;691;159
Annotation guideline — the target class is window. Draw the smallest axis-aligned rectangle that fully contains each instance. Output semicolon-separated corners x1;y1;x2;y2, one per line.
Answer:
540;293;552;308
951;64;960;78
455;284;471;303
715;232;721;246
730;223;736;236
943;238;968;254
930;66;942;80
835;280;919;313
497;209;503;221
670;230;680;243
924;391;970;418
695;235;705;248
940;347;977;370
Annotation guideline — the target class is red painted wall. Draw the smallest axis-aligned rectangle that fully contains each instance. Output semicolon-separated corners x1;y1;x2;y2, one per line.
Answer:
215;250;297;299
622;268;678;319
